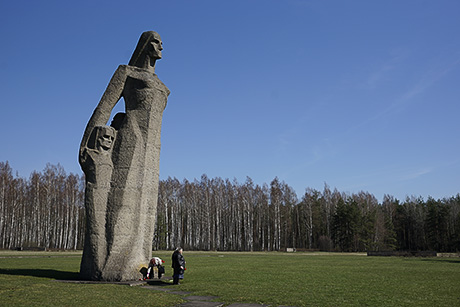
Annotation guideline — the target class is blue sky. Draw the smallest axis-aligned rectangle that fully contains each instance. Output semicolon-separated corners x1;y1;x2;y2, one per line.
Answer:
1;0;459;202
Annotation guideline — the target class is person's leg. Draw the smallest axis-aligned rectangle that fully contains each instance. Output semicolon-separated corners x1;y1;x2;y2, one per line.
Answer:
158;265;163;279
173;269;180;284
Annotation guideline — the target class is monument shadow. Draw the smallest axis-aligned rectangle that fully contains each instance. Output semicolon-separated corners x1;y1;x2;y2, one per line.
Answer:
0;268;80;280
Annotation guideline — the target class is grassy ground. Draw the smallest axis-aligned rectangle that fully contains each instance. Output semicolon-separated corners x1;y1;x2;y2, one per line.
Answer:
1;250;460;306
0;251;183;307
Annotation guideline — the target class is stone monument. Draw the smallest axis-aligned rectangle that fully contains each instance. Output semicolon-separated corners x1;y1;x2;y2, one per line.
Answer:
79;31;169;281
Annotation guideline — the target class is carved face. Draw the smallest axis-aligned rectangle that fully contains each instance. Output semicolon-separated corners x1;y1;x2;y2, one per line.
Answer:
148;35;163;60
128;31;163;68
97;128;115;151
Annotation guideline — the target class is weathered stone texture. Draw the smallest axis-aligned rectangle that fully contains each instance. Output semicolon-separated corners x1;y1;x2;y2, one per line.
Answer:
79;31;169;281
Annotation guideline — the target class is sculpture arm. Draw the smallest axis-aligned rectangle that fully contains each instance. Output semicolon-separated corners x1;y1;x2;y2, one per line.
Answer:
79;65;128;164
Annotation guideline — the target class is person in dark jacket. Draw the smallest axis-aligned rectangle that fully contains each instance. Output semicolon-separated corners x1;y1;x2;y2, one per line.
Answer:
171;247;185;285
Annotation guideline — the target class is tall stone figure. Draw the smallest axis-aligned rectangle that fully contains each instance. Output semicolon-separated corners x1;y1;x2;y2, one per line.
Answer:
79;31;169;281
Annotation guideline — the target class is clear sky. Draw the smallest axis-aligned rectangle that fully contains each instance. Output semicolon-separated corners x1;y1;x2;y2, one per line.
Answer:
1;0;459;202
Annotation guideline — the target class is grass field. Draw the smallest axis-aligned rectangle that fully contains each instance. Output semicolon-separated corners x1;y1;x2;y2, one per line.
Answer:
1;250;459;306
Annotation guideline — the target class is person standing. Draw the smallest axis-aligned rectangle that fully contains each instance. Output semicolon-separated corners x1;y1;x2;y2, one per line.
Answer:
171;247;185;285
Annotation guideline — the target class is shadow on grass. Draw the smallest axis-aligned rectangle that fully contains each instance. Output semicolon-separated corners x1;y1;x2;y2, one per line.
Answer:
420;258;460;264
0;268;175;285
146;279;173;287
0;268;80;280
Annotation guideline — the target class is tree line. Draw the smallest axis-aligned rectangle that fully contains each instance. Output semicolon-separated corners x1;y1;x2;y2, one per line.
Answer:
154;175;460;252
0;162;85;250
1;161;459;252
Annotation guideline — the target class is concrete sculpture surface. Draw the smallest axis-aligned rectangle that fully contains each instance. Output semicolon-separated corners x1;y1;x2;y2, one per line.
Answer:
79;31;169;281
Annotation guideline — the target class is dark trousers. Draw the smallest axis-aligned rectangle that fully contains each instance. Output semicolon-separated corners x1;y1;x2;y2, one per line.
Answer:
173;268;183;284
173;270;180;284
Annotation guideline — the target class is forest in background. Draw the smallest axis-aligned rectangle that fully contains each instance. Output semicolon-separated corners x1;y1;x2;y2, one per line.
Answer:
1;161;459;252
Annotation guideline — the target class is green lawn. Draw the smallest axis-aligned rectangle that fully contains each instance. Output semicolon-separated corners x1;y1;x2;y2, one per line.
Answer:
0;251;183;307
1;250;459;306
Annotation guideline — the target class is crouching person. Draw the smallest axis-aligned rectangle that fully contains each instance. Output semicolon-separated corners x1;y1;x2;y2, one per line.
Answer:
171;247;186;285
147;257;165;279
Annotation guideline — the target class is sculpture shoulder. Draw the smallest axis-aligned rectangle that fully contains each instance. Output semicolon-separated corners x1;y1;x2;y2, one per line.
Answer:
117;64;132;73
107;65;130;84
118;65;149;76
112;64;156;79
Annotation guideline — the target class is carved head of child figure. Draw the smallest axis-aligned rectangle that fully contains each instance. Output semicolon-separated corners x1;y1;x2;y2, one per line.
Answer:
96;126;116;153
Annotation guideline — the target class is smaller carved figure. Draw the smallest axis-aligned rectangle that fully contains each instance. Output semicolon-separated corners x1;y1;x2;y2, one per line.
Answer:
79;125;116;280
110;112;126;131
80;125;116;185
